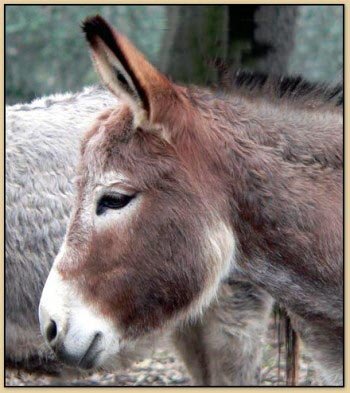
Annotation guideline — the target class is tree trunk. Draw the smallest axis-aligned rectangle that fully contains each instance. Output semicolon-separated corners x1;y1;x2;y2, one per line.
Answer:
159;6;229;86
253;6;299;75
160;5;299;86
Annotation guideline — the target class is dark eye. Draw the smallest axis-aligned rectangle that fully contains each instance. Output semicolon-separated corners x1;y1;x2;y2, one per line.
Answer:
96;193;135;216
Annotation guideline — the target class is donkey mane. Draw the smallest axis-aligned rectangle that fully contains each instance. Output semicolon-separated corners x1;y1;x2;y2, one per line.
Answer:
10;72;342;114
213;69;343;111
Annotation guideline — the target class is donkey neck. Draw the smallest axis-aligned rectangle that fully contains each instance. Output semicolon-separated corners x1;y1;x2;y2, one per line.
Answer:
200;92;343;326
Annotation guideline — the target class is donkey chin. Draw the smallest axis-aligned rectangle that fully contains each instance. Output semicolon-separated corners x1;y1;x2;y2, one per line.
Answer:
39;267;122;370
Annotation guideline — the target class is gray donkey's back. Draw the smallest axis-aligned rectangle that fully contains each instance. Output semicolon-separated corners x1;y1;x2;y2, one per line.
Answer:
6;86;118;368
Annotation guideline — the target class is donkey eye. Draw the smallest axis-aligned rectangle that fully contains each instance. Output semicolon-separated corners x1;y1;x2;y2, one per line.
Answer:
96;193;134;215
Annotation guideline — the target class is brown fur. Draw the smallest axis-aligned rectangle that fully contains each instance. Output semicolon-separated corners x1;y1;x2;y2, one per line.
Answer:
45;16;342;385
60;102;230;337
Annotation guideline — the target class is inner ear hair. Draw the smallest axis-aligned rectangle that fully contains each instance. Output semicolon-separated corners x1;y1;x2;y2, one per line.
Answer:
93;35;138;98
82;15;178;128
113;66;134;95
82;16;149;110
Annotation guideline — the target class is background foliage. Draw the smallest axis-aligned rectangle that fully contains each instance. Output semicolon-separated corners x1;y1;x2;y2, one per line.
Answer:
6;5;343;105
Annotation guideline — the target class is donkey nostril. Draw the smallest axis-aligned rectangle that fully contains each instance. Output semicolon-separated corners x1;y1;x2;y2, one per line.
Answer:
46;319;58;343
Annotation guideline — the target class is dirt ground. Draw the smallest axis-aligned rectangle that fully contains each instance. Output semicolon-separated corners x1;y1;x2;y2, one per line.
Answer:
5;321;317;387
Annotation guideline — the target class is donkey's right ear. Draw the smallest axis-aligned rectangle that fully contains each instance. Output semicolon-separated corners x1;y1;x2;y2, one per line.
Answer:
82;15;179;127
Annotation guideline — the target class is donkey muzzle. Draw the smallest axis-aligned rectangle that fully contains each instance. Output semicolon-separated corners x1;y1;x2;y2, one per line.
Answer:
39;266;121;370
39;305;102;369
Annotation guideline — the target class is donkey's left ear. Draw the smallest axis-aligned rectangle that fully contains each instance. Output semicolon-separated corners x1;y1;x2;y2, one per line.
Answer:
82;15;179;126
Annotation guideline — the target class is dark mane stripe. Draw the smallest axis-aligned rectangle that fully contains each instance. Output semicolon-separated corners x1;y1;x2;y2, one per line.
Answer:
221;69;343;109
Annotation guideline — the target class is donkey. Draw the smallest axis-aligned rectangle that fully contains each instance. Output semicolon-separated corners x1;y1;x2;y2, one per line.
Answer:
6;86;273;385
39;16;343;385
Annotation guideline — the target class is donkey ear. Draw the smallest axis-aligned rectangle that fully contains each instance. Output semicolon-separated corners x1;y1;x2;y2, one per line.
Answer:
82;15;178;126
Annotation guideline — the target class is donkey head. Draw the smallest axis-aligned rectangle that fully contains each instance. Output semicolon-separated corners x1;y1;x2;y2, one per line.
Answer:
39;16;235;370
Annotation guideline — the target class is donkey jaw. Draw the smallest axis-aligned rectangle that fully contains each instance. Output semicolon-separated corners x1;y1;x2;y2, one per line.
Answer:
38;266;121;370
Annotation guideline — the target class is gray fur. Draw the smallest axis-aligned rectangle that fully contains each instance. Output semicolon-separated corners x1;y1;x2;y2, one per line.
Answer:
6;86;117;367
6;86;273;384
173;281;273;385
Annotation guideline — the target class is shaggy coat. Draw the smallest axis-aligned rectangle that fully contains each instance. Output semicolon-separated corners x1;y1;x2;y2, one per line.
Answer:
6;87;272;385
39;15;343;385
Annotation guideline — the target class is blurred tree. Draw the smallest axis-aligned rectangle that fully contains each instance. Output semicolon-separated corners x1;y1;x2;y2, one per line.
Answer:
5;5;343;104
288;5;343;82
6;5;165;104
159;6;299;86
252;6;299;74
160;6;229;85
